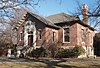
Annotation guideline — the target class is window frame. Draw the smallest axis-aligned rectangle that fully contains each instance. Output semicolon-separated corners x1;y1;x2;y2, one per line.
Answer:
81;29;85;43
63;27;70;43
20;32;23;41
88;32;92;44
38;29;42;40
53;31;55;42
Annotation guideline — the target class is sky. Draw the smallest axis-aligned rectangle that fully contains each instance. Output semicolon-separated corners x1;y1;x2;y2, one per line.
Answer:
32;0;96;16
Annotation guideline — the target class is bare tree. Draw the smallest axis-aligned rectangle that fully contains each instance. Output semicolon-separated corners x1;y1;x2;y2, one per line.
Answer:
0;0;41;46
0;0;41;35
72;0;100;31
0;0;41;25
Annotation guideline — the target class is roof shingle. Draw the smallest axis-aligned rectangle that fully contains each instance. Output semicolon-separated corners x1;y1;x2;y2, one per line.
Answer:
46;13;80;24
28;12;60;29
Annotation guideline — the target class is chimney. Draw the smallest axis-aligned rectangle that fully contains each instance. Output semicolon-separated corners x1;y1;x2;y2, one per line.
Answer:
82;4;88;24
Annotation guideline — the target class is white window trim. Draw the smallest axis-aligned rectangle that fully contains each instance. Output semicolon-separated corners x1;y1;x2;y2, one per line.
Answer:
20;32;23;41
52;30;58;42
81;26;85;44
88;32;92;45
63;27;70;43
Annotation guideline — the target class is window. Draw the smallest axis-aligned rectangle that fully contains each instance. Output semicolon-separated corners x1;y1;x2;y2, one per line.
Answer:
63;28;70;42
89;32;92;44
82;29;84;42
20;32;23;41
39;29;42;40
53;32;55;41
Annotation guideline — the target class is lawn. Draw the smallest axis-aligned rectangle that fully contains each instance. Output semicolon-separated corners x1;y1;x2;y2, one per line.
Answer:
0;61;100;68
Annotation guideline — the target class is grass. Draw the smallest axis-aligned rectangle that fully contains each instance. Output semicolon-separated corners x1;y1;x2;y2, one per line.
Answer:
0;61;100;68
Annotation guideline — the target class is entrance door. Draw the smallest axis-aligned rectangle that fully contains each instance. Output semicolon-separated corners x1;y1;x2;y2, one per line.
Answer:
28;31;33;46
28;35;33;46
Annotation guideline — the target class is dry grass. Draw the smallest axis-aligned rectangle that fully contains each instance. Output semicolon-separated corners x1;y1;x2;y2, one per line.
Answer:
0;61;100;68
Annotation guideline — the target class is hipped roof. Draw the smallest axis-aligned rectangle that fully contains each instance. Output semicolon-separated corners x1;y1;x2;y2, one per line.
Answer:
46;13;79;24
25;11;94;30
46;13;94;31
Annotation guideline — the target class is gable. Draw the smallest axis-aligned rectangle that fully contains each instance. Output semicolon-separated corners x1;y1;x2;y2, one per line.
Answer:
25;14;46;30
27;12;60;29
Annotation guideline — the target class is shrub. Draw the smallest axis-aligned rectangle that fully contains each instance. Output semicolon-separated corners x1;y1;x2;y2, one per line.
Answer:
72;46;85;57
31;47;45;58
55;48;74;58
55;46;85;58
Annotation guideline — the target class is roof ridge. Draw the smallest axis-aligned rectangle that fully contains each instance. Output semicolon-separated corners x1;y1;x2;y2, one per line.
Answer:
46;12;71;17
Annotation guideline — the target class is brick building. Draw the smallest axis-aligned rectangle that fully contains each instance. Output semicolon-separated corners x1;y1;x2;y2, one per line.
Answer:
8;4;95;57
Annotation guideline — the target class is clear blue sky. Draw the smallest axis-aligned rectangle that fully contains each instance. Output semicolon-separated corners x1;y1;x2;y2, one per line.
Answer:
33;0;96;16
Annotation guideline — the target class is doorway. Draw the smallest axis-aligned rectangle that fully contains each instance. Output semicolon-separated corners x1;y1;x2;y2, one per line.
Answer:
28;31;33;46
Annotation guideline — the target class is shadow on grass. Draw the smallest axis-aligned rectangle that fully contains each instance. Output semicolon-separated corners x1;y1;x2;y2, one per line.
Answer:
26;58;100;68
90;64;100;68
2;58;100;68
41;61;78;68
24;58;81;68
42;61;100;68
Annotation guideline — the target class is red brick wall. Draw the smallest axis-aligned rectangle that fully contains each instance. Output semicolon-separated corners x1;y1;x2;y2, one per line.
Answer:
45;27;58;45
17;14;95;49
36;23;46;48
17;15;59;48
76;23;95;47
28;14;59;48
58;23;77;48
58;23;95;49
17;26;24;46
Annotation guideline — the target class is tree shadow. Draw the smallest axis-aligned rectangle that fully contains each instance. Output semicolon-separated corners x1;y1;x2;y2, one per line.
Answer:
91;64;100;68
25;59;81;68
6;58;100;68
41;61;84;68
